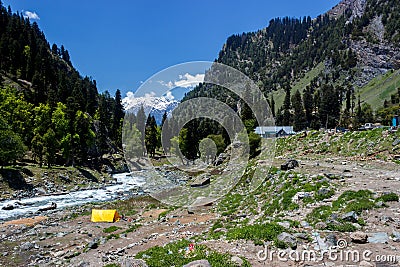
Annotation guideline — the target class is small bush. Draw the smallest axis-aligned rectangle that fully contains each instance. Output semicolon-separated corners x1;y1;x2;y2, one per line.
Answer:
226;223;284;243
103;226;120;233
376;192;399;202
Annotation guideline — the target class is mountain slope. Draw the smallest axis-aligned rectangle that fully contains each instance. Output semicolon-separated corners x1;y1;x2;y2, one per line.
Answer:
183;0;400;129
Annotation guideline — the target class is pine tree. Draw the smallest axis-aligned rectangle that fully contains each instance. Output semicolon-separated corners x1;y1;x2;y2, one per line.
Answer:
292;90;306;131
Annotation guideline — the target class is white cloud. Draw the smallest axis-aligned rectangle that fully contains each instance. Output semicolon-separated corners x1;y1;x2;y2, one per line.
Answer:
175;73;205;88
164;91;175;100
157;73;205;90
24;11;40;20
157;80;174;89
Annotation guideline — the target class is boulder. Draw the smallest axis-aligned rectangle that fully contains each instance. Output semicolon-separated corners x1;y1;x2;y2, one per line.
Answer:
190;174;211;187
315;222;327;230
341;211;358;223
183;260;212;267
230;256;243;266
2;204;15;210
121;258;148;267
277;232;297;249
367;232;389;244
280;159;299;170
214;153;228;166
350;232;368;244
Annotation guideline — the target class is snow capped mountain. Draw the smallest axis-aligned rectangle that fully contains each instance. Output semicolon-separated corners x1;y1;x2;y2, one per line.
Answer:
122;92;179;124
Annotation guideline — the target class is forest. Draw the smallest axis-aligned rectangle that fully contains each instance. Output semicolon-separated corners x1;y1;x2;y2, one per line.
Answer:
0;2;124;168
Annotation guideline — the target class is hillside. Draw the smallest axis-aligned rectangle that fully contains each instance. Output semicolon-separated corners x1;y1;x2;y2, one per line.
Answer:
184;0;400;130
0;3;124;169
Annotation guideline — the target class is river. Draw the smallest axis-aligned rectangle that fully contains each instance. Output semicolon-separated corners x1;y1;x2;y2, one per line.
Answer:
0;172;145;221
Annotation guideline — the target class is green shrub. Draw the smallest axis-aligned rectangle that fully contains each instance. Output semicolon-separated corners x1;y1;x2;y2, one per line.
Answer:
376;192;399;202
103;226;120;233
226;223;284;243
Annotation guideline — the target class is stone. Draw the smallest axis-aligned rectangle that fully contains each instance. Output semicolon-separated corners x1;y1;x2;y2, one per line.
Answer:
230;256;243;266
183;259;212;267
277;232;297;249
76;261;90;267
300;221;310;228
2;204;15;210
392;231;400;242
325;234;338;247
280;159;299;170
367;232;389;244
392;138;400;146
191;174;211;187
317;188;331;197
87;240;98;249
380;216;394;223
121;259;149;267
350;232;368;244
293;233;309;240
20;242;35;251
214;153;228;166
277;221;291;229
341;211;358;223
359;260;374;267
315;222;327;230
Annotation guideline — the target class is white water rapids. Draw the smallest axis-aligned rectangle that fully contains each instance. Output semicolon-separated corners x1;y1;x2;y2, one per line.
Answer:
0;172;145;221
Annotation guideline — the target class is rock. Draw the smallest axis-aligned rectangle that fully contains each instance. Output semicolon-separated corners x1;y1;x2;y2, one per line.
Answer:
350;232;368;244
87;240;98;249
190;174;211;187
293;233;309;240
359;260;374;267
392;231;400;242
323;173;342;180
368;232;389;244
392;138;400;146
277;221;291;229
380;215;394;223
325;234;338;247
341;211;358;223
213;228;228;233
38;202;57;212
214;153;228;166
53;250;66;257
121;259;148;267
36;187;47;195
280;159;299;170
76;261;90;267
315;222;327;230
300;221;310;228
277;232;297;249
317;188;331;197
230;256;243;266
2;204;15;210
183;259;212;267
375;201;384;207
343;173;353;178
20;242;35;251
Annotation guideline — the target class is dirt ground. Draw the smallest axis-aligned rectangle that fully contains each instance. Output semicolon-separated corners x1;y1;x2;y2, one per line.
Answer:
1;157;400;267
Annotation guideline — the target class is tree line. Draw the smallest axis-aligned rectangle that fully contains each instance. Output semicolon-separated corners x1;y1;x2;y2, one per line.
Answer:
0;3;124;168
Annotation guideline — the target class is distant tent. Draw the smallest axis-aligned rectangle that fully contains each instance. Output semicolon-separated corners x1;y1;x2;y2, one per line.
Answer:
91;209;120;223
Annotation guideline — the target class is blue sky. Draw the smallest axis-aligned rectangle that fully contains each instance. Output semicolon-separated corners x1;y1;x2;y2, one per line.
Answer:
4;0;340;96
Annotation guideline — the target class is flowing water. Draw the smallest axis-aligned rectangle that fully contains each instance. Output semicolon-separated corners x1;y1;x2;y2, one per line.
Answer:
0;172;145;221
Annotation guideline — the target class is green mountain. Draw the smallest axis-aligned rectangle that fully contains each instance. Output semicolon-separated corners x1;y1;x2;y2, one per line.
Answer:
184;0;400;130
0;2;124;168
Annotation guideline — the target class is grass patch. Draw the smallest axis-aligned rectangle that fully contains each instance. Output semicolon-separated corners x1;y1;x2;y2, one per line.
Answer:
376;192;399;202
103;226;120;233
226;223;285;245
135;239;250;267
